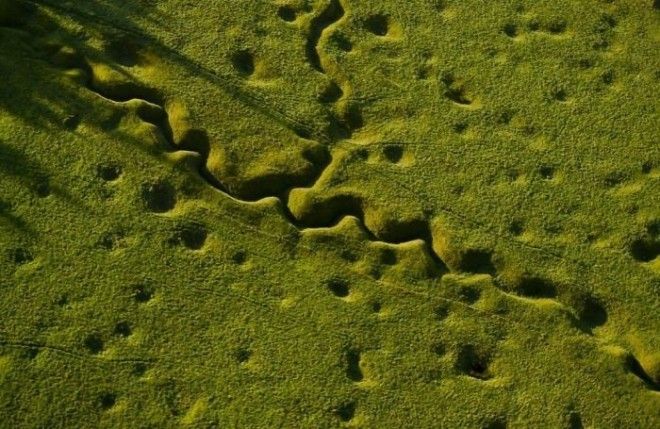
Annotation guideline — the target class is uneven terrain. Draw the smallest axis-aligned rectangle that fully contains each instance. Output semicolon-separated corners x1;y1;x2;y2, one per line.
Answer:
0;0;659;427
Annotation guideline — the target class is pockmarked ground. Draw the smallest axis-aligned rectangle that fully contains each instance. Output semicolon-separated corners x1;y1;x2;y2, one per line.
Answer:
0;0;658;427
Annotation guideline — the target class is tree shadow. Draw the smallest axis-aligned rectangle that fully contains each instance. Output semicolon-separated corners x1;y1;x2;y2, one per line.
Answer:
0;0;152;127
0;1;167;193
0;141;45;234
1;0;328;161
23;0;325;141
0;198;31;233
0;0;335;232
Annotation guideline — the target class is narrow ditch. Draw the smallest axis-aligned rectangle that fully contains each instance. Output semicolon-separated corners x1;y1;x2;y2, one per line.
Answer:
83;76;449;272
306;0;345;73
59;0;439;268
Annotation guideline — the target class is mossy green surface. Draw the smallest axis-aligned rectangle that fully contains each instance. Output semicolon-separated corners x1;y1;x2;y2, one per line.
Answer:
0;0;659;427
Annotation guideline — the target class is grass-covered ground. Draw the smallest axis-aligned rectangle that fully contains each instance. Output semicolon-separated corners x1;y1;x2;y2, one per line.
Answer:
0;0;658;427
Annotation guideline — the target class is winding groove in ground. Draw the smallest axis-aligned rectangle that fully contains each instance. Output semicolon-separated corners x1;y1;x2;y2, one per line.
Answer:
306;0;345;73
30;0;623;272
12;0;660;391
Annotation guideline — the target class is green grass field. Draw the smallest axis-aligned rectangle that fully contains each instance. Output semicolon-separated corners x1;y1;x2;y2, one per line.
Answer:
1;0;659;427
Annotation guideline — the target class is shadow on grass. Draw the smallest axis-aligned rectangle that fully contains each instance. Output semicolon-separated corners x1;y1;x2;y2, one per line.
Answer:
0;1;197;202
0;0;327;192
21;0;321;140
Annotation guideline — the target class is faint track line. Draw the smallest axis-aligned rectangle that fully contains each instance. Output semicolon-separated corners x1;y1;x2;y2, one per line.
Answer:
0;337;155;365
14;0;655;372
